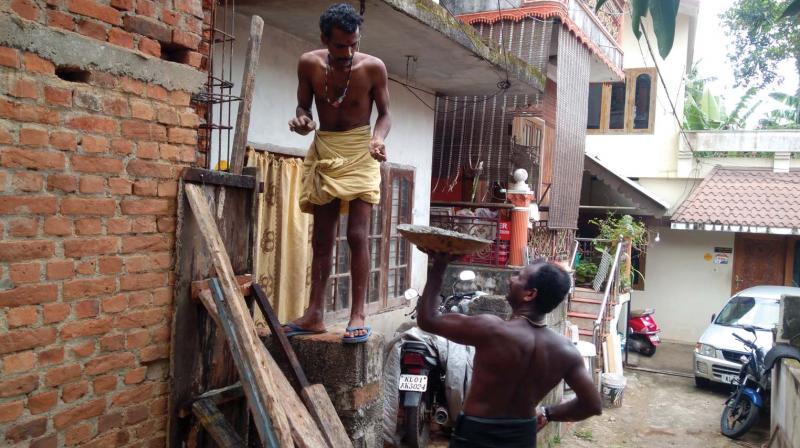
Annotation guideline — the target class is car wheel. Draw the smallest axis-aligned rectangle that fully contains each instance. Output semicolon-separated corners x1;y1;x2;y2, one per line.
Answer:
695;376;711;389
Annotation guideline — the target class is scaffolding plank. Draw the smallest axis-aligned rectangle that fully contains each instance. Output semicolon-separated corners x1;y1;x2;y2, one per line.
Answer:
192;398;246;448
230;15;264;175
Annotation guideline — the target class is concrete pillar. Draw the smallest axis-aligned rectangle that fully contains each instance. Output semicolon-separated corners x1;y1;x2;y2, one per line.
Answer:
508;191;535;266
774;152;791;173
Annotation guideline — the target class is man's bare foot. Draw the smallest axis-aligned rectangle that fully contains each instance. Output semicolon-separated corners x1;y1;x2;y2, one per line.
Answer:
343;316;368;339
282;310;326;335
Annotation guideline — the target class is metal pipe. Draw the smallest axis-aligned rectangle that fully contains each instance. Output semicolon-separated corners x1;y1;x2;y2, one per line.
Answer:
434;407;449;425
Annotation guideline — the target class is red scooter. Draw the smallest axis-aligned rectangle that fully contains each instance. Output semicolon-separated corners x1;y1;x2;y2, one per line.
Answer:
627;308;660;357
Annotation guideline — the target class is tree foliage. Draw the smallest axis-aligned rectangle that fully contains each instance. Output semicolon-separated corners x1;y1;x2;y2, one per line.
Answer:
683;65;761;130
722;0;800;89
596;0;680;58
759;92;800;127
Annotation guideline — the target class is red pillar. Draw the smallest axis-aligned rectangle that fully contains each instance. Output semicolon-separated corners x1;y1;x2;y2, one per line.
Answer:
507;191;535;266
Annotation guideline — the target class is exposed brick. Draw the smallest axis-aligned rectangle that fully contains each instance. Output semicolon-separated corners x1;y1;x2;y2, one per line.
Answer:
65;422;93;445
175;50;204;68
43;302;71;323
175;0;202;18
111;382;154;406
121;120;167;141
75;299;99;318
123;367;146;385
64;237;118;257
62;381;89;403
121;198;171;215
108;27;134;49
130;100;154;120
127;291;151;308
110;0;133;10
98;412;123;433
0;195;58;215
120;77;145;95
71;340;95;358
50;131;78;150
0;327;56;355
0;401;24;423
125;404;149;425
139;344;169;362
12;172;44;193
136;141;159;159
127;159;173;178
139;36;161;57
28;391;58;414
63;277;116;300
23;53;55;75
77;18;108;41
61;317;113;340
1;147;65;170
93;375;117;394
6;304;38;327
136;0;155;16
123;14;171;42
62;197;115;215
108;177;133;194
67;0;121;25
130;216;155;233
66;115;116;134
121;235;170;253
10;77;38;99
110;139;135;156
124;253;170;273
37;347;64;365
30;435;57;448
100;334;124;352
53;398;106;429
0;241;54;263
125;330;149;349
99;256;123;274
11;0;42;20
87;71;118;89
0;47;20;68
119;273;166;292
76;259;97;275
102;294;126;313
75;218;102;236
85;352;135;375
3;351;35;373
19;127;48;147
107;218;131;234
71;154;124;173
9;217;38;237
155;105;178;125
9;263;40;284
157;181;178;197
0;98;59;124
5;417;47;443
80;135;109;153
0;125;12;144
132;179;157;196
43;216;72;235
45;261;73;282
153;288;172;306
161;8;178;25
44;364;82;386
146;84;168;101
47;9;75;31
0;374;39;397
157;216;174;233
171;30;201;50
178;111;200;127
103;95;130;117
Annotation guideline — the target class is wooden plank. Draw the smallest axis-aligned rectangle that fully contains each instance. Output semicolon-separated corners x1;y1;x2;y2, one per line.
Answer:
192;399;246;448
191;275;252;300
185;184;292;447
199;281;331;448
208;280;282;447
183;167;256;189
230;15;264;175
179;383;244;418
169;180;250;448
252;284;352;448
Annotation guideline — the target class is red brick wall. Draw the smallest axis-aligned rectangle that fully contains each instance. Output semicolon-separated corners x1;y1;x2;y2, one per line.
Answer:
8;0;205;67
0;2;205;444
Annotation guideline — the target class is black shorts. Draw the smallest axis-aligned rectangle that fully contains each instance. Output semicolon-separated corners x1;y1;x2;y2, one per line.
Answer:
449;414;537;448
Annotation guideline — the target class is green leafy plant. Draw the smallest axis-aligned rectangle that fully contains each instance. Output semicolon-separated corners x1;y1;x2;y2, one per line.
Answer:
596;0;679;58
759;92;800;128
589;214;648;253
683;64;761;130
575;260;599;285
574;428;594;441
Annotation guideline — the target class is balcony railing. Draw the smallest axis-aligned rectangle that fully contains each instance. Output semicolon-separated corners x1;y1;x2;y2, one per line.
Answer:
430;204;511;267
568;0;624;68
678;130;800;176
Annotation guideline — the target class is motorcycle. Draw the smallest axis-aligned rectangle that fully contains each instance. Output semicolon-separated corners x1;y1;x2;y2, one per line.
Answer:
720;325;800;439
627;308;660;357
399;270;484;448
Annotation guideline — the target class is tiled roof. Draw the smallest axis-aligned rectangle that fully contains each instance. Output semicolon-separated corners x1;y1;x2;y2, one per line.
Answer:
671;167;800;230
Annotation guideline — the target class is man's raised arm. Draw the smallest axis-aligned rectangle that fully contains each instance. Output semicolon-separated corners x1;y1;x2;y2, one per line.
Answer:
416;253;502;347
289;53;317;135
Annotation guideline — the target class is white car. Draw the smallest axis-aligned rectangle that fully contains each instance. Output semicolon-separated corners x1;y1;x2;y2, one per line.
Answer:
694;285;800;387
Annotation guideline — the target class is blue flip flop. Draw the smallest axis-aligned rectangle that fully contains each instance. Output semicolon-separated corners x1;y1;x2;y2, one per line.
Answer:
281;322;325;338
342;326;372;344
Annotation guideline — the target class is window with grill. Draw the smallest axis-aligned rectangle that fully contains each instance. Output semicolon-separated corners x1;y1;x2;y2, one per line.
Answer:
326;164;414;320
586;68;657;134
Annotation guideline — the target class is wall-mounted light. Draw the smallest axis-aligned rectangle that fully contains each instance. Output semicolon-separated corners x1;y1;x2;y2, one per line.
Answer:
654;232;660;243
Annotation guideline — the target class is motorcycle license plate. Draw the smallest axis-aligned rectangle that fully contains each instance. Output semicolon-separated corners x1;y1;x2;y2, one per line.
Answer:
720;374;737;384
399;374;428;392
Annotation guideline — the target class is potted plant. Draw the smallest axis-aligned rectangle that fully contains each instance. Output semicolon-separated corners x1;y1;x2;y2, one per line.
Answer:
589;214;648;292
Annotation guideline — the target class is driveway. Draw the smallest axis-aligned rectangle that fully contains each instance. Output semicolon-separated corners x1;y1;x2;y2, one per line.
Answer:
557;370;770;448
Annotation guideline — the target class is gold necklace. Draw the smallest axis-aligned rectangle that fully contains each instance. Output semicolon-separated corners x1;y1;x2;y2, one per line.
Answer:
513;314;547;328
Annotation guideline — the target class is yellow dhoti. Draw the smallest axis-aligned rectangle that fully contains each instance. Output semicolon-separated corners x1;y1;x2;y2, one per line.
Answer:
300;125;381;214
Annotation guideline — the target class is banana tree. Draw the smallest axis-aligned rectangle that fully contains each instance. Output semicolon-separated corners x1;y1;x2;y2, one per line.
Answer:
759;92;800;128
596;0;680;58
683;65;761;130
781;0;800;17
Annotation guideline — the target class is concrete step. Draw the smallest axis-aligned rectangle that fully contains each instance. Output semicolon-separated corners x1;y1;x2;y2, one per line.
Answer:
573;287;605;301
567;311;598;331
578;329;594;343
569;297;603;314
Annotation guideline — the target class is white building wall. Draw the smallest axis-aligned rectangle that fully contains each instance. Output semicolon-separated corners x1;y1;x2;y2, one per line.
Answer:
584;13;694;182
632;228;734;343
223;16;435;302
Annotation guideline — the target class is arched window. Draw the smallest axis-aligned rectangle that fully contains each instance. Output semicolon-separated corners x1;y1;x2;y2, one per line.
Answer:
585;68;656;133
633;73;652;129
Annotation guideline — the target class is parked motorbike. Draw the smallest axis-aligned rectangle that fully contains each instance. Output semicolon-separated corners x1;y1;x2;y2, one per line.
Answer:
720;325;800;439
399;270;484;448
627;308;661;357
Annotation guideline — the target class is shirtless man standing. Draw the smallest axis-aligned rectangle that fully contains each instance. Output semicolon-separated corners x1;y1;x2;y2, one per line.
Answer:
417;254;602;447
285;3;390;343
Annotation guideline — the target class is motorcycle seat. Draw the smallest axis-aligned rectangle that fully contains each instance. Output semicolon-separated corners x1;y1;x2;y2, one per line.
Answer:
403;340;430;352
630;308;654;317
